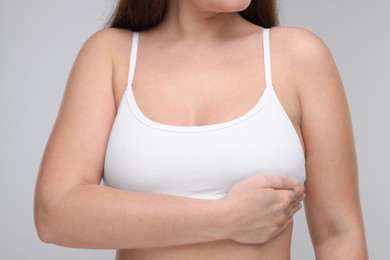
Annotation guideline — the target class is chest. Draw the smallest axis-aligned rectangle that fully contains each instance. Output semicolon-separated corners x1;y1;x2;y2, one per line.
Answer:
112;34;304;149
103;89;306;198
105;36;306;198
116;56;302;138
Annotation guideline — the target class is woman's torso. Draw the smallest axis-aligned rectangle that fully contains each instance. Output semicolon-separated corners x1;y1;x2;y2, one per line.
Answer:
116;226;293;260
105;24;305;259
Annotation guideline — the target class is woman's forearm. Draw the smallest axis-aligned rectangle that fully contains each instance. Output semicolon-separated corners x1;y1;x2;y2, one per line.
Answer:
35;184;228;249
35;174;305;249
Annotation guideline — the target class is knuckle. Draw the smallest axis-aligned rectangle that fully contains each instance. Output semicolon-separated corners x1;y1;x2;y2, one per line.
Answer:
257;175;268;184
268;225;278;237
295;188;303;197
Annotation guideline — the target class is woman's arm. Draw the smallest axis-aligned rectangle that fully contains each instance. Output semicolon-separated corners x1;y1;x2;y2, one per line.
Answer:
33;28;225;249
288;27;368;259
34;28;304;249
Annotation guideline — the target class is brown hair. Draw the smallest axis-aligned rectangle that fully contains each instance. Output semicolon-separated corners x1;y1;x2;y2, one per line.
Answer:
106;0;279;31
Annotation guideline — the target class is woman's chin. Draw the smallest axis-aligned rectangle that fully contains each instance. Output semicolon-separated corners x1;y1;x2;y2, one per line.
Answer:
194;0;252;13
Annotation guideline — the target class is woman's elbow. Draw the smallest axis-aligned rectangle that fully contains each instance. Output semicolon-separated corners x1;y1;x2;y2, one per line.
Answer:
34;204;53;243
34;192;62;244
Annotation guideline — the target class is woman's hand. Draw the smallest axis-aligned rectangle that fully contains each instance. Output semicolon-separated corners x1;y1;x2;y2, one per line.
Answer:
221;175;305;244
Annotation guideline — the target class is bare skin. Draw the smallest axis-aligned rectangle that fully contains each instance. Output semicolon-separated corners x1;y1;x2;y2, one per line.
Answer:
34;0;368;259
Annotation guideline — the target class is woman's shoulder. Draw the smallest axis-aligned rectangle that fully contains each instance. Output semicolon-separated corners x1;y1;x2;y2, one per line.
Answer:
270;26;322;41
80;27;134;58
267;25;343;106
269;26;337;89
89;27;133;41
269;26;333;68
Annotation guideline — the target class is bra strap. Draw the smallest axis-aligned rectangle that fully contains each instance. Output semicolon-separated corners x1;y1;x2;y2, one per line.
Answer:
127;31;140;89
262;28;273;88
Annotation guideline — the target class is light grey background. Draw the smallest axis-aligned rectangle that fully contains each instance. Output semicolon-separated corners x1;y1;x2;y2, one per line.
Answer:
1;0;388;259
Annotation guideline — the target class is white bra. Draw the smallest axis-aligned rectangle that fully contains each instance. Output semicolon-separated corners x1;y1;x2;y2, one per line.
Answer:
102;28;306;199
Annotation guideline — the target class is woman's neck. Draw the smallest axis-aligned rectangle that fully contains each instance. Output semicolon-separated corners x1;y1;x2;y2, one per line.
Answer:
157;0;249;43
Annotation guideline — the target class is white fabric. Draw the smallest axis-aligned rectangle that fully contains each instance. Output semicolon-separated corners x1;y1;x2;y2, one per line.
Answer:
103;28;306;199
128;31;139;88
263;28;273;88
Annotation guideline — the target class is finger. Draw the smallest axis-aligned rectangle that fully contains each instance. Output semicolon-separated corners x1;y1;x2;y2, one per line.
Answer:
290;186;305;201
288;201;303;218
271;216;294;239
275;188;304;207
286;186;305;204
257;175;300;190
287;191;305;212
292;193;305;208
292;185;305;194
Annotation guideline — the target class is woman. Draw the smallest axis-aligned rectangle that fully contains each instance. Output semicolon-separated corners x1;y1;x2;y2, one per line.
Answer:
34;0;368;259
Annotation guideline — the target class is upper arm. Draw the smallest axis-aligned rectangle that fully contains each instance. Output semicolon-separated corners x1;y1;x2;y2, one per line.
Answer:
287;28;365;245
35;28;130;200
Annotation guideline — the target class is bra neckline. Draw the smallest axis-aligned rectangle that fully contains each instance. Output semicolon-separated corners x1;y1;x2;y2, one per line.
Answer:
125;84;273;133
